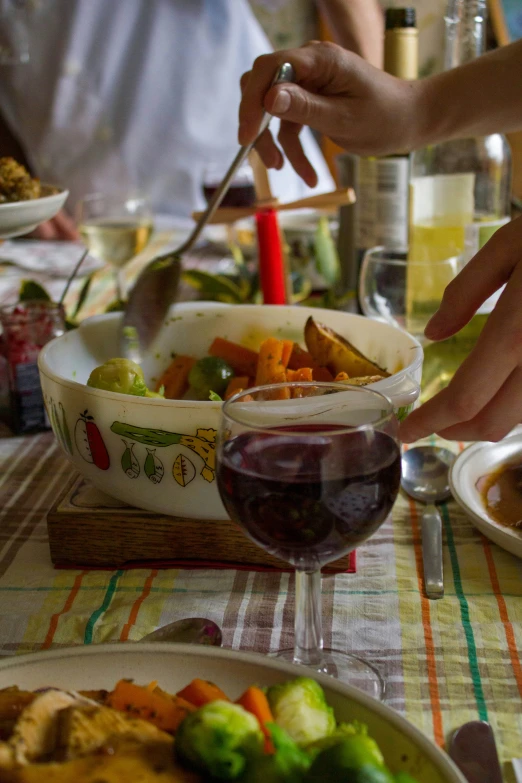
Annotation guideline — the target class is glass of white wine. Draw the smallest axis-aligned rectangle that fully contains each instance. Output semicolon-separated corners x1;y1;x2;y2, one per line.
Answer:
358;247;485;403
77;192;154;305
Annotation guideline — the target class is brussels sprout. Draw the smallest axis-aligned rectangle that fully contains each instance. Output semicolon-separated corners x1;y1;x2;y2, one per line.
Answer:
305;738;394;783
175;700;264;780
87;358;148;396
266;678;336;747
241;723;311;783
307;732;384;768
188;356;234;400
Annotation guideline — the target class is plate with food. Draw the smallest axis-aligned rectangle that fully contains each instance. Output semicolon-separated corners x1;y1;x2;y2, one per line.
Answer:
38;302;423;518
449;428;522;558
0;643;464;782
0;157;68;239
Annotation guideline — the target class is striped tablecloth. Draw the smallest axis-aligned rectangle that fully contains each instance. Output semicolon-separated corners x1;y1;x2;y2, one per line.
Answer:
0;234;521;776
0;430;521;771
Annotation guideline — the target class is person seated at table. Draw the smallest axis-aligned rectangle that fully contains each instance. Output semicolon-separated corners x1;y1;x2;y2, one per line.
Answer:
238;38;522;444
0;0;383;240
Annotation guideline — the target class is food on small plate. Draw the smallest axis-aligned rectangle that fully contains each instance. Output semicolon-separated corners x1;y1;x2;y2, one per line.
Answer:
0;157;61;204
86;318;390;402
478;457;522;529
0;675;420;782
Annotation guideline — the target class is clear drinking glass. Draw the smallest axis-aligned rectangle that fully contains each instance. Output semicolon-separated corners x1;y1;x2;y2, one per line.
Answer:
358;247;489;402
77;192;154;305
216;381;401;700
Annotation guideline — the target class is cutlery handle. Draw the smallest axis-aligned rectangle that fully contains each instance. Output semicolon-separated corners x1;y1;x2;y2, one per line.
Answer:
422;504;444;599
177;63;296;255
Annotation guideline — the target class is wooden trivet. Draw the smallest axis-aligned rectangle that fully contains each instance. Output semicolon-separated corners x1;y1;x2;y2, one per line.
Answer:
47;475;356;574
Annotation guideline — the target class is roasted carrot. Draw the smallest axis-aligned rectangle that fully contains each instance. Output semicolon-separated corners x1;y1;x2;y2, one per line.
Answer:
286;367;313;383
236;686;275;753
107;679;195;732
255;338;287;386
224;375;250;400
334;371;350;382
287;343;317;371
155;355;196;399
312;366;334;382
209;337;259;377
176;678;230;707
280;340;294;370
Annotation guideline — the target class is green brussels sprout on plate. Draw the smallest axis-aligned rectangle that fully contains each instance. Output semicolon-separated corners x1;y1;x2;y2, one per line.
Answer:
266;677;336;747
175;700;264;780
188;356;234;400
240;723;312;783
87;358;149;396
304;737;394;783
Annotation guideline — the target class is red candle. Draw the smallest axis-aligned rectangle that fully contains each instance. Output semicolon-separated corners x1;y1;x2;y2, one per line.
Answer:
255;208;288;305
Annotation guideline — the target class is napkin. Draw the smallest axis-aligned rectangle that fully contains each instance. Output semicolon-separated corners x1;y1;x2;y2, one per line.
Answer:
0;240;103;278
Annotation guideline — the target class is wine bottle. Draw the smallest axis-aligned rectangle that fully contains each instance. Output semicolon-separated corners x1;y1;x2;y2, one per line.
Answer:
355;8;419;255
407;0;512;401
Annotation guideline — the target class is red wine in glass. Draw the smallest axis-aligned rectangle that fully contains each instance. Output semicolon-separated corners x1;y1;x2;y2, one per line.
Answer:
218;425;401;568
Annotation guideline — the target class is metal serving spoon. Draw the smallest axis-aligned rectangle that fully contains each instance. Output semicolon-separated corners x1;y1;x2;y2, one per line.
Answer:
449;721;503;783
138;617;222;646
401;446;455;600
121;62;296;364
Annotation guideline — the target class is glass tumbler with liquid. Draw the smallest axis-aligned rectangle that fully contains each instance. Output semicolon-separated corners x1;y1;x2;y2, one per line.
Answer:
77;192;154;305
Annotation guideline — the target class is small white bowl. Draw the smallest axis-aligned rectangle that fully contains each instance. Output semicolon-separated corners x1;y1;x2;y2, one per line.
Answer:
39;302;423;519
450;428;522;559
0;187;68;239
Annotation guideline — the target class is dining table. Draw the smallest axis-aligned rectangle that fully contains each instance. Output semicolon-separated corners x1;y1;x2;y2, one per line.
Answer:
0;227;521;779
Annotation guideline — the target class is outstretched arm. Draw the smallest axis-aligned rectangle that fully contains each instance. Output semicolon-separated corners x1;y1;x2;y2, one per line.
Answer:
316;0;384;68
238;38;522;184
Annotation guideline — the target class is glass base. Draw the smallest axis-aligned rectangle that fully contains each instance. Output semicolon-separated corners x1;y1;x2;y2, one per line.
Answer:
272;648;385;701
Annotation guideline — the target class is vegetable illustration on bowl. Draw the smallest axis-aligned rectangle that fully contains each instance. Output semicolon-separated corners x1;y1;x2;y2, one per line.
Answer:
144;448;165;484
173;453;196;488
121;439;140;479
75;410;110;470
110;422;216;483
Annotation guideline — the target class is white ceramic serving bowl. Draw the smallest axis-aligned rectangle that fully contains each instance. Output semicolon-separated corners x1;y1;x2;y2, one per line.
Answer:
0;186;68;238
0;644;465;783
38;302;423;519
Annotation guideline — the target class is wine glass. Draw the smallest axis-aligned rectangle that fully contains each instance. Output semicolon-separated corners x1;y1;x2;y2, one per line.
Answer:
359;247;469;401
216;381;401;700
77;192;154;306
358;247;465;343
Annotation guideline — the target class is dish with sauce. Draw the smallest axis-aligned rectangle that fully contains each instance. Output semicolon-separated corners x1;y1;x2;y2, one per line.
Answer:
449;431;522;559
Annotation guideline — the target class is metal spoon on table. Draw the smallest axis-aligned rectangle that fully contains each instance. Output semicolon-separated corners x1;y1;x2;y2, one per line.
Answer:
449;721;503;783
121;62;296;364
401;446;455;600
138;617;222;646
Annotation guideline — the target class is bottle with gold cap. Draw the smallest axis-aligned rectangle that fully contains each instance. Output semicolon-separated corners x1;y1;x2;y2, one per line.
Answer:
355;7;418;255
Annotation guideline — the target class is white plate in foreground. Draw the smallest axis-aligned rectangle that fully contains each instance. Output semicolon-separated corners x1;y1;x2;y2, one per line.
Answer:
0;187;68;239
450;431;522;559
0;643;464;782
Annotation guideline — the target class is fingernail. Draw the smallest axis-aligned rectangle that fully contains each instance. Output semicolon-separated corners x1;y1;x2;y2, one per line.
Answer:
272;89;291;115
424;312;444;339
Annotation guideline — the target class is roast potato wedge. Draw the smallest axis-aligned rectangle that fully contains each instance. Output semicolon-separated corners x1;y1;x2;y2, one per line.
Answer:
304;317;389;379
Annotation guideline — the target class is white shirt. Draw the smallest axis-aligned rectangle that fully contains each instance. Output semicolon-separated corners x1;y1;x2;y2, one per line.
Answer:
0;0;334;219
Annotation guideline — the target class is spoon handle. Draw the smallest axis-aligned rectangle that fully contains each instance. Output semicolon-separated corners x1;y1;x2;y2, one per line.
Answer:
175;62;296;257
422;504;444;599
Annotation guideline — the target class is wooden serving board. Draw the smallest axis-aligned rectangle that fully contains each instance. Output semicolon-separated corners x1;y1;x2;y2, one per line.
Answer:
47;475;356;574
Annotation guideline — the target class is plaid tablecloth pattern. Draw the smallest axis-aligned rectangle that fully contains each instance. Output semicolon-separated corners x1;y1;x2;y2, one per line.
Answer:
0;432;521;767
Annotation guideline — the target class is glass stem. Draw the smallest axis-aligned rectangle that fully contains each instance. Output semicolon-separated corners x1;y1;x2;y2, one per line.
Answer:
293;569;324;666
114;268;125;304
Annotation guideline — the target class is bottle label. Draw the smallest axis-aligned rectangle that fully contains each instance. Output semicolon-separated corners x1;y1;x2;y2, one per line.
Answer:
356;156;410;252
